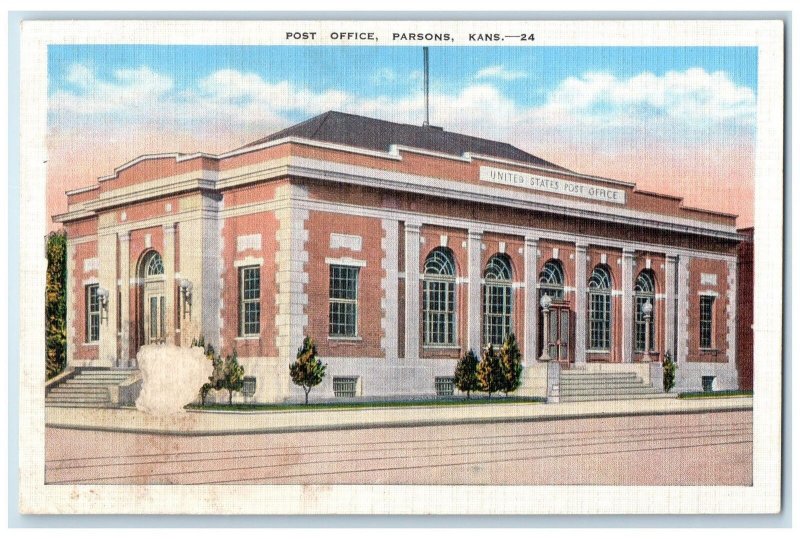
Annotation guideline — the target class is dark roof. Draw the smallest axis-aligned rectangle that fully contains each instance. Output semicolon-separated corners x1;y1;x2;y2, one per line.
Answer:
240;111;569;172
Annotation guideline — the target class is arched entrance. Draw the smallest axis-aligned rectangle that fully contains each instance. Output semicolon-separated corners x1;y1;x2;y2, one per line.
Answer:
138;250;166;346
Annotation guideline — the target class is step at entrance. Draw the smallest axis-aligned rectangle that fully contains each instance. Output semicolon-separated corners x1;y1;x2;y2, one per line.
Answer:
46;368;135;408
558;369;671;403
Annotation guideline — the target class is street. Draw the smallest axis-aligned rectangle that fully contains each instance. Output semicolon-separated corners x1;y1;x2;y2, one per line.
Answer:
45;410;752;486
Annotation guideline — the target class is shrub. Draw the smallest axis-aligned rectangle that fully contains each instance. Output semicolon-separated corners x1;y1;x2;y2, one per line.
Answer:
45;231;67;379
290;336;327;404
223;350;245;404
453;349;480;399
663;351;677;392
499;333;523;395
477;344;504;398
198;341;225;406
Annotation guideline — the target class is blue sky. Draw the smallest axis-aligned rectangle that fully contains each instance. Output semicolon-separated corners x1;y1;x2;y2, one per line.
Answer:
49;45;758;114
46;44;759;226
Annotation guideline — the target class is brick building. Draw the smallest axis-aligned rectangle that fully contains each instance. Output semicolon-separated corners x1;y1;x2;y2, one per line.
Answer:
53;111;746;403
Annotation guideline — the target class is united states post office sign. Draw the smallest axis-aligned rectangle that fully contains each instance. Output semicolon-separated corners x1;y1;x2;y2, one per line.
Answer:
479;166;627;204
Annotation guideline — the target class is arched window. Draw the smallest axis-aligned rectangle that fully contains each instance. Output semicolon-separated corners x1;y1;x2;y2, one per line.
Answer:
538;260;565;301
142;251;164;279
423;248;457;346
634;270;656;352
588;265;612;351
483;254;513;346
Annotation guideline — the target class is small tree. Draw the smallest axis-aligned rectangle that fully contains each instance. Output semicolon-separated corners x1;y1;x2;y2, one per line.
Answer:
222;349;245;404
290;336;327;404
45;231;68;379
499;333;523;395
453;349;480;399
198;342;225;406
477;344;503;399
663;351;677;393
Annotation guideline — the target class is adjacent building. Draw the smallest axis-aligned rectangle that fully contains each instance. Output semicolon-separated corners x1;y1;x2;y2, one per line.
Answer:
54;111;746;402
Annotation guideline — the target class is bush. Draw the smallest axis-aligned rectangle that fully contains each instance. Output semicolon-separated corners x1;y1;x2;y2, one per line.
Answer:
663;351;677;392
45;231;67;379
477;344;504;398
223;350;245;404
198;341;225;406
290;336;327;404
499;333;523;395
453;349;480;399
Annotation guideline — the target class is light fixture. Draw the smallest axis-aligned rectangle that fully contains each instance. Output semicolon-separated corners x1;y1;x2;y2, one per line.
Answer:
540;293;553;311
180;278;193;319
641;300;653;317
97;287;110;322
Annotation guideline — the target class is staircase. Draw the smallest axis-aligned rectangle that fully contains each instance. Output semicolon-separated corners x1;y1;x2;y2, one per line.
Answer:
46;369;134;408
558;369;671;402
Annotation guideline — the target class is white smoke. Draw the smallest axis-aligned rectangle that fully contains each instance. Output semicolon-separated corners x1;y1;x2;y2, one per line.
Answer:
135;344;212;416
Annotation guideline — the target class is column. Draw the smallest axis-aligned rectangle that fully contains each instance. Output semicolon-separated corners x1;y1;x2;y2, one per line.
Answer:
163;223;176;343
676;255;691;363
381;219;399;360
404;222;421;360
467;229;483;354
98;232;118;367
574;242;588;365
664;253;678;359
118;232;131;366
523;237;539;365
621;248;635;363
65;239;76;366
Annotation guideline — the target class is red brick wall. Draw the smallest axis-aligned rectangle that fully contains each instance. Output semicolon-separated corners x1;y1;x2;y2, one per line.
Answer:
736;228;754;389
70;240;99;361
305;211;385;358
686;258;732;363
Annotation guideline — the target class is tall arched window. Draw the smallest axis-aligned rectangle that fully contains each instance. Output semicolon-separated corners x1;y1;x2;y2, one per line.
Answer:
423;248;457;346
483;254;513;346
634;270;656;352
538;260;565;301
588;265;612;351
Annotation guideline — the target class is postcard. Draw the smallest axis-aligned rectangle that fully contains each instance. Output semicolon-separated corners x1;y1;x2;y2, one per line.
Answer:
17;18;783;514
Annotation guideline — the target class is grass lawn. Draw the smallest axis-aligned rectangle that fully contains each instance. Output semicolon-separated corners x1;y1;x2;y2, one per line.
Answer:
187;396;544;412
678;390;753;399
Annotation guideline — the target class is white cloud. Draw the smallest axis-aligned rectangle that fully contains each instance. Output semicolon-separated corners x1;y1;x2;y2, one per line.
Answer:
474;65;527;81
372;68;398;84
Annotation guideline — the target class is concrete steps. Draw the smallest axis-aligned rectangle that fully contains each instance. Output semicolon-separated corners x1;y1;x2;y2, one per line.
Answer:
46;369;134;408
559;369;670;403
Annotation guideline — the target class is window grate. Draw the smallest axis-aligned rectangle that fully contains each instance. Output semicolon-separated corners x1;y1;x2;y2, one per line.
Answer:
242;376;257;397
435;377;455;397
333;377;358;398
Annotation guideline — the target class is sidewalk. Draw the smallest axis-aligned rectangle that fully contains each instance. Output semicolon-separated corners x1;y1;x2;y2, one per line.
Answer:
45;396;753;436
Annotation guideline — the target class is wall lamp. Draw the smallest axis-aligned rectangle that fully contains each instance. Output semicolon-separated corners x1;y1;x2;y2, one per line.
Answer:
97;287;110;322
180;278;193;318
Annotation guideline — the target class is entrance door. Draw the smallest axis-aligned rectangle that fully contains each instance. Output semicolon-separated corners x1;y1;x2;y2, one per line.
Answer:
545;305;571;366
143;284;166;344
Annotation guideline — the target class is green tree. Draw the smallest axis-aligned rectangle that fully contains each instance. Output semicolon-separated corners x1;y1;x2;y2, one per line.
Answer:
45;231;67;379
198;341;225;406
223;350;245;404
290;336;327;404
499;333;523;395
663;351;677;393
477;344;503;399
453;349;479;399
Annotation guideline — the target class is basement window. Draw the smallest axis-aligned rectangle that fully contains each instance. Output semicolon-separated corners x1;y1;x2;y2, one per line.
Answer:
435;377;455;397
333;377;358;398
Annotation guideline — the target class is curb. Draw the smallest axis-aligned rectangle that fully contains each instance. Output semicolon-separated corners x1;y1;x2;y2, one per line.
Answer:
46;401;753;437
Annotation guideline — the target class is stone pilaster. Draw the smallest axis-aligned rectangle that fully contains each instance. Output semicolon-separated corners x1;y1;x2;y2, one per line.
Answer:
523;236;539;364
574;242;588;365
676;255;691;363
467;229;483;354
621;248;635;363
664;253;678;360
381;218;399;360
163;223;176;344
403;222;421;360
65;239;76;366
118;232;131;366
98;232;118;367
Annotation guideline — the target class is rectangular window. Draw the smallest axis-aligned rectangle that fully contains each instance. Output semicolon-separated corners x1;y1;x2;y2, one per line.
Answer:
329;265;359;337
239;266;261;337
85;284;100;342
588;292;611;350
699;295;715;349
333;377;358;398
423;280;456;345
634;296;656;352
